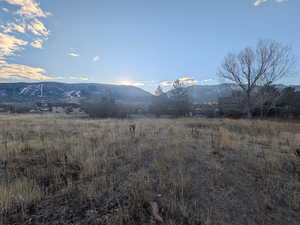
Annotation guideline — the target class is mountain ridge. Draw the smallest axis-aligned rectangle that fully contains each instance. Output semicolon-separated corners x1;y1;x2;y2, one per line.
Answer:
0;82;153;103
167;83;300;103
0;82;299;104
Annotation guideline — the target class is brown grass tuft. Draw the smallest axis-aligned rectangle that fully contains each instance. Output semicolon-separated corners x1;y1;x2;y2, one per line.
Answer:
0;115;299;224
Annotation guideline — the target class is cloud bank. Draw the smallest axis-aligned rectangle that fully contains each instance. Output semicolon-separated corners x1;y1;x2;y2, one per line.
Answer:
0;0;51;80
0;33;28;57
0;60;51;80
4;0;51;18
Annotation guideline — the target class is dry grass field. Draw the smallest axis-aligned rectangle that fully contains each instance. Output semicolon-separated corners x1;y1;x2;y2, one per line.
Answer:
0;115;300;225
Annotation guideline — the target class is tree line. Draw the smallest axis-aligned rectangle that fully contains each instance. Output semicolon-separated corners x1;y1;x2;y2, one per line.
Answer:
73;38;300;119
149;80;192;117
81;80;192;118
2;39;297;119
218;86;300;118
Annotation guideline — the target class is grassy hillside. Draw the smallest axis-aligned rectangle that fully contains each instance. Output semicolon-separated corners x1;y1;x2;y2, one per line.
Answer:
0;115;299;224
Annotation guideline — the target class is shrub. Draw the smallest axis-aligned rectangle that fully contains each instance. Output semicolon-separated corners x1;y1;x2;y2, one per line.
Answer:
81;97;128;118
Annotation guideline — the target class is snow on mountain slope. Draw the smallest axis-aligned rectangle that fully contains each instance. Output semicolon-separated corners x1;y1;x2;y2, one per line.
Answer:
0;82;153;103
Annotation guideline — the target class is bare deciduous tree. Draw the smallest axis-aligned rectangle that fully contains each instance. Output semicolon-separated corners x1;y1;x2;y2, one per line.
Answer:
219;40;295;117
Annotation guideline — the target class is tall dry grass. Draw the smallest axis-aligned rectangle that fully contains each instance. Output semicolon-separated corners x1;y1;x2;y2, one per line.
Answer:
0;114;299;224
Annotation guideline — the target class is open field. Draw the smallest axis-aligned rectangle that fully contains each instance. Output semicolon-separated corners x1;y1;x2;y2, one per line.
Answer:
0;115;300;225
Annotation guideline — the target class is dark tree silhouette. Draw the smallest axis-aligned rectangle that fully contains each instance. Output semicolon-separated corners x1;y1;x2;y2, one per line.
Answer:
219;40;295;117
170;79;191;116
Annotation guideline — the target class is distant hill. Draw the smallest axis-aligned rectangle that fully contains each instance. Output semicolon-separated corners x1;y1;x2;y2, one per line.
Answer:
0;82;153;104
166;84;239;103
0;82;299;104
168;84;300;103
291;85;300;92
185;84;239;103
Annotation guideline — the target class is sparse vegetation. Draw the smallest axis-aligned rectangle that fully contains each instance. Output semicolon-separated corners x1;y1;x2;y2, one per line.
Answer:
219;86;300;119
81;97;129;118
151;80;192;117
0;114;299;224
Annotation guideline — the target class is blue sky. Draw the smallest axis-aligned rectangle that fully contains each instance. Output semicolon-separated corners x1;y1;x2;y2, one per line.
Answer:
0;0;299;92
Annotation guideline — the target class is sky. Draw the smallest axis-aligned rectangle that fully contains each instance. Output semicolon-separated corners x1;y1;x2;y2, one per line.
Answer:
0;0;299;93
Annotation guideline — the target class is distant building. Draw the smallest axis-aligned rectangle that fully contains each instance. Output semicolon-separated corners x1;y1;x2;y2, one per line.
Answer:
35;102;85;114
50;103;85;114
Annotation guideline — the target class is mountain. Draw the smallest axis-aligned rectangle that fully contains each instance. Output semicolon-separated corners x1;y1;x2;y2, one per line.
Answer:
168;84;300;103
185;84;239;103
0;82;153;103
1;82;299;105
166;84;239;103
291;85;300;92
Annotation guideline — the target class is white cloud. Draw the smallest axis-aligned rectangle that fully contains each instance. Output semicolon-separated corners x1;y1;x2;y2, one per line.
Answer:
68;76;89;81
202;78;214;83
2;1;50;43
1;23;26;34
160;77;198;87
4;0;50;18
254;0;267;6
160;81;174;87
31;39;43;48
93;56;100;62
1;1;50;50
68;53;80;57
116;81;144;86
28;19;49;36
0;0;52;81
0;32;28;57
108;81;145;86
68;48;80;57
179;77;198;84
0;60;51;80
254;0;288;6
